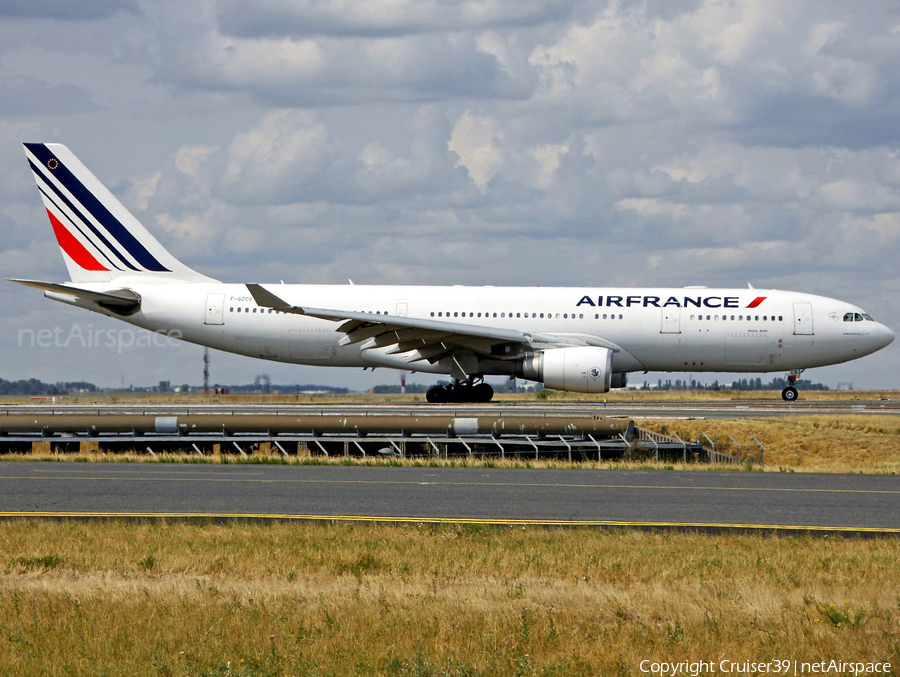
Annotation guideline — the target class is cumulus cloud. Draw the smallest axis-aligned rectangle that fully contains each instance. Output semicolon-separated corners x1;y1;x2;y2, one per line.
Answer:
448;112;504;191
220;110;337;203
0;70;97;116
215;0;571;38
0;0;138;21
1;0;899;389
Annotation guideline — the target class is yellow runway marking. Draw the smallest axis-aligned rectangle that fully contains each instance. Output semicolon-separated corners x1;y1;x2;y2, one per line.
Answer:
0;474;898;495
0;511;897;533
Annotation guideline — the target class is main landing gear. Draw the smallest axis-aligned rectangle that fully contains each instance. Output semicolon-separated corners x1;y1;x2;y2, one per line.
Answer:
426;378;494;403
781;369;804;402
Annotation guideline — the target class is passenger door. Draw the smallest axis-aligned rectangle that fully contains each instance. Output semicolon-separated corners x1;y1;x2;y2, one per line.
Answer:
660;307;681;334
204;293;225;325
793;302;814;335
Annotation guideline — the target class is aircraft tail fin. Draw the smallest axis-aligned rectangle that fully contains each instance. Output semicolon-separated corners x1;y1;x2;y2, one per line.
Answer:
22;143;215;284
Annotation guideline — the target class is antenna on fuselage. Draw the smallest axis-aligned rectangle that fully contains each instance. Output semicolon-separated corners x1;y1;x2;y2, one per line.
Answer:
748;283;754;289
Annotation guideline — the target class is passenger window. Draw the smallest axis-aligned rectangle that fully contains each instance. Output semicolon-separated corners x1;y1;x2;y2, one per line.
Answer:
563;314;568;319
619;314;623;319
690;315;695;320
237;307;241;312
579;314;583;319
603;314;607;320
595;314;599;319
229;307;233;312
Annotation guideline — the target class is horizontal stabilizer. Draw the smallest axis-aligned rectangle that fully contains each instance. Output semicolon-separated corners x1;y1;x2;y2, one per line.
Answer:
8;278;141;314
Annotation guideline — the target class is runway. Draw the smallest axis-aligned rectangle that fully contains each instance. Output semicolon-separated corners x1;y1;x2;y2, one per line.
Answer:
1;462;898;534
3;399;898;421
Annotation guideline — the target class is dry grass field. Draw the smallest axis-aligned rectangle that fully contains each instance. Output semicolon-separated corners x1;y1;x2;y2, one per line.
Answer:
1;520;898;676
638;415;900;474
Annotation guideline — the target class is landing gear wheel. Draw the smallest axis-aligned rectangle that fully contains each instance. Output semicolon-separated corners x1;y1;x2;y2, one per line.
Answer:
454;384;474;402
473;383;494;402
782;386;799;402
426;386;448;404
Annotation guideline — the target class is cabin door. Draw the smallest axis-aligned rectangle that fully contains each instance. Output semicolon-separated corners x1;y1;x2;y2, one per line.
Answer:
793;302;814;335
204;293;225;325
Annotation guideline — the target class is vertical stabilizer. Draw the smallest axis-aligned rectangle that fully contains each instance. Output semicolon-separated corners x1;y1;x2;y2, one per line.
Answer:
23;143;215;284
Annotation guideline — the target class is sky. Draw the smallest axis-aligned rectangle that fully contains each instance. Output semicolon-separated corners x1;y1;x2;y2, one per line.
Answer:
1;0;899;391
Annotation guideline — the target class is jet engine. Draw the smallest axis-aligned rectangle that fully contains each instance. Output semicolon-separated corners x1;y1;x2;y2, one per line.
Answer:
519;346;613;393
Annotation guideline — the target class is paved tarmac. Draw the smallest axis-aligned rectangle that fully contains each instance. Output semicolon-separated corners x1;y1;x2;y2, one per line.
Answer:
1;462;898;534
3;399;898;421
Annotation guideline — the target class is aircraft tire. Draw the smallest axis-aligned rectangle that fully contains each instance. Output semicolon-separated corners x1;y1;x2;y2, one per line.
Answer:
426;386;448;404
473;383;494;402
782;386;799;402
454;384;474;402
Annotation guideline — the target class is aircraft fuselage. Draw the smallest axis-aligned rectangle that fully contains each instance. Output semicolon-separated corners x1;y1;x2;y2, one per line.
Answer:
68;281;894;378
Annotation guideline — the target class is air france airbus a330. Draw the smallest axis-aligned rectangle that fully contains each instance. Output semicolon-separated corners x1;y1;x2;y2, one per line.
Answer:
11;143;895;402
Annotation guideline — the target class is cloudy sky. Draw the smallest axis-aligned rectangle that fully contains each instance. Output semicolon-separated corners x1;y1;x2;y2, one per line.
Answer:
1;0;898;391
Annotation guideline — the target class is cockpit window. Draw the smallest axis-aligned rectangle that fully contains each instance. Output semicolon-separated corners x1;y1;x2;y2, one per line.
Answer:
843;312;872;322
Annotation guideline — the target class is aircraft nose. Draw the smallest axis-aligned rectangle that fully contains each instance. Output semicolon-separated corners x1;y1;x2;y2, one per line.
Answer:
882;323;895;347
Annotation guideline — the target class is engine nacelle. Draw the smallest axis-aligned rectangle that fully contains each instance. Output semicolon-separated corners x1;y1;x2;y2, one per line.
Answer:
519;347;613;393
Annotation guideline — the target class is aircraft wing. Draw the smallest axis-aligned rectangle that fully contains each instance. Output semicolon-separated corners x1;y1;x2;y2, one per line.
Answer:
246;283;622;372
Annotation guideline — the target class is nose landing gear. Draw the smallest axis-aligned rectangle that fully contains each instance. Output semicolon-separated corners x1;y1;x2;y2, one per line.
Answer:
426;377;494;403
781;369;804;401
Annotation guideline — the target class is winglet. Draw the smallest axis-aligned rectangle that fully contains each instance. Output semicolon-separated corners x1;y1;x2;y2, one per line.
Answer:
246;283;301;312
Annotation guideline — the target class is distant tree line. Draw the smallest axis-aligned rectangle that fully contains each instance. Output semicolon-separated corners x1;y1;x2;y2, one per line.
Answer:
372;384;430;394
223;383;350;394
0;378;97;396
642;377;829;391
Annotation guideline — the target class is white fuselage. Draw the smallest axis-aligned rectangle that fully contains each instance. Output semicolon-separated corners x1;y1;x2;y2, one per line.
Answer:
74;282;894;380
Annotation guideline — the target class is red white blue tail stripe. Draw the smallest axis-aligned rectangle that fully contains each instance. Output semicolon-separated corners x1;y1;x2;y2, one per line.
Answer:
24;143;170;273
